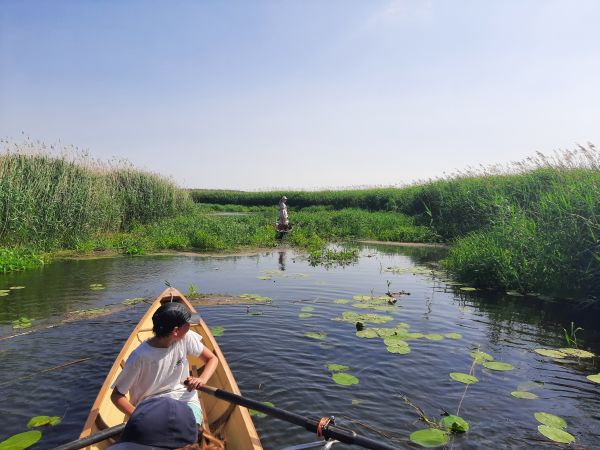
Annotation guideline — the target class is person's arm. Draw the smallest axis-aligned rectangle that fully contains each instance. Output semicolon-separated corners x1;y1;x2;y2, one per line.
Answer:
185;347;218;390
110;388;136;416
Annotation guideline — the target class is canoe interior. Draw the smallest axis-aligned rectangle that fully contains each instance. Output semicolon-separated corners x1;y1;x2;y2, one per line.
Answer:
79;288;262;450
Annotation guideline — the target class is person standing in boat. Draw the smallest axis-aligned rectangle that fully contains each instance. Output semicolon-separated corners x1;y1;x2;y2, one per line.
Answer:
277;195;289;231
110;302;218;425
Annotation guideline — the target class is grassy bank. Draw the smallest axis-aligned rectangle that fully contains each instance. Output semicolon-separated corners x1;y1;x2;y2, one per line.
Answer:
192;146;600;297
0;139;191;272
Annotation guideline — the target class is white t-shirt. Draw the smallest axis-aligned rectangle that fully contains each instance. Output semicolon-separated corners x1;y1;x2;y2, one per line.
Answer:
112;331;204;407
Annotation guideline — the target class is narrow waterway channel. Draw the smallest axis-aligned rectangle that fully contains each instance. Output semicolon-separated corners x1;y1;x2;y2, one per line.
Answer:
1;244;599;449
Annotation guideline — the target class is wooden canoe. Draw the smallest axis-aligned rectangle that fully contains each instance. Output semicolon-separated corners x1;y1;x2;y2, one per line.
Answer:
80;287;263;450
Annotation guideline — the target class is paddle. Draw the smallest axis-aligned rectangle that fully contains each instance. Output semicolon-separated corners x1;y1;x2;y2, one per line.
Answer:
196;385;401;450
52;387;402;450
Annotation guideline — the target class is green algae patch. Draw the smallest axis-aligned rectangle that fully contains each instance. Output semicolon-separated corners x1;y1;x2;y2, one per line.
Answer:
534;348;567;358
450;372;479;385
332;373;359;386
409;428;449;448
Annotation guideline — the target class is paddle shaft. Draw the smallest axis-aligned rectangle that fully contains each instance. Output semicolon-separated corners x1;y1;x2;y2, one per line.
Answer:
52;423;125;450
198;385;401;450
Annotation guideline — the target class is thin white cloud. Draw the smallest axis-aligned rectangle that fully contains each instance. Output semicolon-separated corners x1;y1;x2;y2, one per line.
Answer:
364;0;433;31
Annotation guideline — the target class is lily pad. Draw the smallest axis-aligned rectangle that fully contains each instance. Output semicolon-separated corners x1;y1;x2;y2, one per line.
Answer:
211;326;225;337
405;332;425;339
332;373;359;386
89;283;105;290
122;297;145;305
470;351;494;364
374;328;397;337
534;349;567;358
249;401;275;418
0;431;42;450
326;364;349;372
439;415;469;433
299;313;312;319
483;361;514;371
537;425;575;444
334;299;350;304
460;287;477;292
301;306;315;312
383;336;408;346
12;317;32;329
0;292;9;297
587;373;600;383
534;412;567;429
305;331;327;340
335;312;394;324
9;286;25;289
256;276;272;280
424;334;444;341
511;391;538;399
444;332;462;340
506;290;524;297
386;343;411;354
558;348;595;358
356;329;379;338
409;428;449;448
27;415;61;428
450;372;479;385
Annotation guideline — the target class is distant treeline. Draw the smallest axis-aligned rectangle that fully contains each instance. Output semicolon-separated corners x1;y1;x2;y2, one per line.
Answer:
0;140;191;251
192;146;600;296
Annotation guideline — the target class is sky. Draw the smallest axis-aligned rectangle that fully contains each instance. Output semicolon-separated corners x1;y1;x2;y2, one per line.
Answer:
1;0;600;190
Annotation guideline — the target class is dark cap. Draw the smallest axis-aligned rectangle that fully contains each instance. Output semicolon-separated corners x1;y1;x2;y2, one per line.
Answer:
109;397;198;449
152;302;198;335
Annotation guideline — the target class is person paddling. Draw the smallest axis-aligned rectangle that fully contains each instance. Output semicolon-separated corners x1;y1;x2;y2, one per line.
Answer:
110;302;218;426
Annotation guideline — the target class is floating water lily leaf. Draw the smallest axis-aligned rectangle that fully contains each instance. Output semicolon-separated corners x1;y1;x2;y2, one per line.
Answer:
305;331;327;340
537;425;575;444
386;343;411;354
534;349;567;358
460;287;477;291
587;373;600;383
9;286;25;290
249;401;275;417
424;334;444;341
351;399;364;405
409;428;449;448
334;299;350;304
299;313;312;319
450;372;479;385
89;283;105;290
558;348;595;358
444;332;462;340
351;303;396;312
48;416;61;426
12;317;32;329
534;412;567;429
122;297;145;305
506;290;524;297
0;430;42;450
27;415;61;428
211;326;225;337
383;336;408;346
470;351;494;364
374;328;396;337
405;332;425;339
335;312;394;324
256;276;271;280
353;295;373;301
356;329;379;338
483;361;514;371
332;373;359;386
0;292;10;297
326;364;349;372
301;306;315;312
439;415;469;433
511;391;538;399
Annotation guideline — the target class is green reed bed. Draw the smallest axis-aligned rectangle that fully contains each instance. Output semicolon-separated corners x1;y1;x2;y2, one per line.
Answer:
0;139;191;272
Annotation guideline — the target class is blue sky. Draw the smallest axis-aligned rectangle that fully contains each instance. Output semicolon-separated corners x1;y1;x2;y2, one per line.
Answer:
1;1;599;189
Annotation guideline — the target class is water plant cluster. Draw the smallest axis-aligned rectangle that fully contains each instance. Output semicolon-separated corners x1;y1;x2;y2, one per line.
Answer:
0;415;61;450
193;145;600;297
0;139;190;271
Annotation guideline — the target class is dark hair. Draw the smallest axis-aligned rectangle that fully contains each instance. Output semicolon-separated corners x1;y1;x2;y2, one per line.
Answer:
152;302;191;337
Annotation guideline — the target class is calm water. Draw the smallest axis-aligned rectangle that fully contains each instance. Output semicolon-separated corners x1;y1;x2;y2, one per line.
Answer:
1;244;599;449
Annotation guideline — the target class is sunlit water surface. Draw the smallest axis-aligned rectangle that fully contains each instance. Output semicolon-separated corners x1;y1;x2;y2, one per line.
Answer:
1;244;599;449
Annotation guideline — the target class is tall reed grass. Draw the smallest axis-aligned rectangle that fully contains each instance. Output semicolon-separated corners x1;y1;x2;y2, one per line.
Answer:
0;138;191;251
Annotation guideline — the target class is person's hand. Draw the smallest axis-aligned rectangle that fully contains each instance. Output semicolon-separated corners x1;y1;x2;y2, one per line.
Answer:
185;376;206;391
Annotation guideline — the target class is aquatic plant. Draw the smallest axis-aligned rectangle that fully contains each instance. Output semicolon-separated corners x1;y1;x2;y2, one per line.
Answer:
187;284;199;297
562;321;583;348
